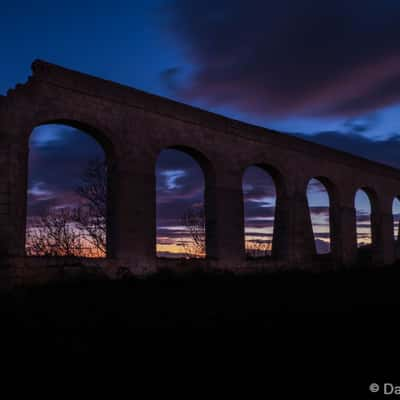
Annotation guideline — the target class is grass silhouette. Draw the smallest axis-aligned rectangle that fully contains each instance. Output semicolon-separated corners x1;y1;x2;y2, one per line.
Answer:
2;262;400;331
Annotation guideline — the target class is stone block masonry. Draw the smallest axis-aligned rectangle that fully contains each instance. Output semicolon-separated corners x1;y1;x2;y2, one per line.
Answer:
1;60;399;286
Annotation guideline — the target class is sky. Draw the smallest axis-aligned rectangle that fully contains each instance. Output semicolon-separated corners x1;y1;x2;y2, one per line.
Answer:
3;1;400;256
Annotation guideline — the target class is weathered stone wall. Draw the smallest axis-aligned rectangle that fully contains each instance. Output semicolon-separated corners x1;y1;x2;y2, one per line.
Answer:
1;60;400;286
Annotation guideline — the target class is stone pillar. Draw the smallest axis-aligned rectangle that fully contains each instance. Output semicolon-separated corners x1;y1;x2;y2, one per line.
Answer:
111;158;156;273
371;194;395;265
330;190;357;266
331;205;358;265
205;167;245;268
0;100;11;257
0;138;10;257
273;180;315;264
272;192;290;261
0;138;28;258
0;97;30;259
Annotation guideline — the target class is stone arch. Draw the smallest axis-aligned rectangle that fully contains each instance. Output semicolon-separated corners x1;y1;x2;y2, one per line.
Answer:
163;145;216;184
311;176;338;204
25;119;116;160
354;187;376;249
155;145;216;259
392;196;400;259
360;186;380;214
241;163;285;259
24;121;116;257
306;177;333;255
242;164;281;258
247;163;287;198
393;196;400;240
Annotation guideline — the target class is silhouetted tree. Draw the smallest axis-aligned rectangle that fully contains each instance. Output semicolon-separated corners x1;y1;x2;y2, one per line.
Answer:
73;159;107;255
26;159;107;257
26;208;85;257
180;205;205;258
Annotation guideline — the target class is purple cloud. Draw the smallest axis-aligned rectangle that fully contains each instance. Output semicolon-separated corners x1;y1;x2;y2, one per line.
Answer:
244;204;275;219
28;125;105;217
165;0;400;117
156;149;205;226
244;219;275;229
309;206;329;216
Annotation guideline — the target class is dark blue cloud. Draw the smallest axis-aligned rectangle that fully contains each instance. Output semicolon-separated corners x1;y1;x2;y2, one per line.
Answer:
165;0;400;117
243;166;276;201
27;125;105;216
297;132;400;169
156;149;204;226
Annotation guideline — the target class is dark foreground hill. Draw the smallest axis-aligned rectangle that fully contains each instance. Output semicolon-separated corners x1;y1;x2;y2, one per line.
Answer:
2;263;399;395
1;263;400;330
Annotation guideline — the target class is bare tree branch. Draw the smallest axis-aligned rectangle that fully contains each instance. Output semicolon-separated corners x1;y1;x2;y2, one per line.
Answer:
26;158;107;258
26;208;85;257
73;159;107;256
180;206;205;258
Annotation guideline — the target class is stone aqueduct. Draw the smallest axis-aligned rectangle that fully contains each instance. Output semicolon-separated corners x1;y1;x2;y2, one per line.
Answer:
1;60;400;282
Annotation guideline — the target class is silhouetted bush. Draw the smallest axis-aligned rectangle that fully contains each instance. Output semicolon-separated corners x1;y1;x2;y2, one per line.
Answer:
0;258;399;363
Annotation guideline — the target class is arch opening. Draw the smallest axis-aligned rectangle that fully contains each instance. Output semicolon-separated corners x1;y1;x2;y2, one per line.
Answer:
156;148;206;259
25;124;108;258
393;197;400;259
243;166;277;259
306;178;331;254
393;197;400;241
355;189;372;249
